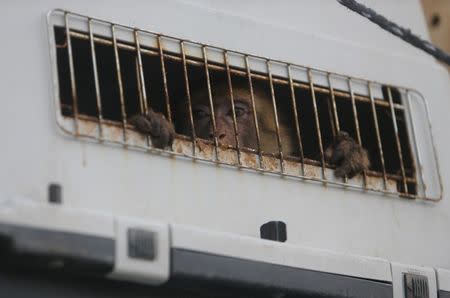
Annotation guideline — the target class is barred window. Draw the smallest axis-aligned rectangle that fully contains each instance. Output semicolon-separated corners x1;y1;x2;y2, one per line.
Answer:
48;9;442;200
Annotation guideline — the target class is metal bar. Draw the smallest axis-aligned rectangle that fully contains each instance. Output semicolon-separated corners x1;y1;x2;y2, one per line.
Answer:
157;35;172;123
134;30;149;114
327;74;341;132
134;29;151;148
267;61;285;174
368;83;388;190
88;19;104;140
245;55;263;169
64;13;79;135
386;87;408;194
405;91;425;195
181;41;197;157
202;46;219;161
224;51;242;166
348;79;367;187
111;25;128;144
64;32;405;111
287;65;305;176
327;74;348;183
307;69;326;180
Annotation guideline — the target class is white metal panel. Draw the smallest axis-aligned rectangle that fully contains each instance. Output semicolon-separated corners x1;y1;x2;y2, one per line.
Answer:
1;0;450;274
438;268;450;292
171;223;392;282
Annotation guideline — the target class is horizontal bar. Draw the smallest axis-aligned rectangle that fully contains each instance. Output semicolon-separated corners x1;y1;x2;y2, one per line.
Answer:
63;30;405;111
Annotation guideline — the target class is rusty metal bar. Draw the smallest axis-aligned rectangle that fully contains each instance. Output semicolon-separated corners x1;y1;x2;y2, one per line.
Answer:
368;83;388;189
405;91;425;195
224;51;242;166
88;18;104;140
267;61;285;174
307;69;326;180
245;55;264;169
202;46;219;161
134;30;149;114
327;74;348;183
287;65;305;176
64;13;80;135
134;29;151;148
157;35;172;123
348;79;367;187
387;86;408;194
111;24;128;144
181;41;197;157
64;32;405;111
327;74;341;132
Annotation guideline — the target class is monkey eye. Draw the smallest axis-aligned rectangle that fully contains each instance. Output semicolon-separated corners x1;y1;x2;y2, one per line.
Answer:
193;105;210;119
231;102;248;118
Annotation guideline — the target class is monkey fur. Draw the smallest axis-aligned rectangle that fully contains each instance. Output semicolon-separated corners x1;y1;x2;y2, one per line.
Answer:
131;81;369;178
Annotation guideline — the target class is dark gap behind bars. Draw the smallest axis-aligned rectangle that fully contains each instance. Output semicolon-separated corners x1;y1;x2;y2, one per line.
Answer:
53;26;417;195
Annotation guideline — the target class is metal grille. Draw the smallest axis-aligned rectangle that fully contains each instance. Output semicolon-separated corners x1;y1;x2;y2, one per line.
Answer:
47;9;442;201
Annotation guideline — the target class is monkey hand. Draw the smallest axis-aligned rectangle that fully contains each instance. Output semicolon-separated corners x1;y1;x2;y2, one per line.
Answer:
324;131;370;179
130;110;175;150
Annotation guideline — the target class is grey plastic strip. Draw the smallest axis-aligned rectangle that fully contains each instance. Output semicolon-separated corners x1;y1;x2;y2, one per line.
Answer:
0;223;114;275
171;248;393;297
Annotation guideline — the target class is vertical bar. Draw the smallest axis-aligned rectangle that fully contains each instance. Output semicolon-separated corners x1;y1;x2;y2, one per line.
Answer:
111;25;128;144
405;91;425;195
202;46;219;161
348;79;367;187
327;74;341;132
287;65;305;176
266;61;285;174
368;82;388;190
245;55;263;169
134;29;151;148
307;69;326;180
224;51;242;166
157;35;172;123
134;30;149;115
64;13;79;135
181;41;197;157
386;86;408;194
88;18;104;141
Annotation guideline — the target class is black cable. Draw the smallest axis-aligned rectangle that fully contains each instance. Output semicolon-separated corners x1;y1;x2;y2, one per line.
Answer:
336;0;450;66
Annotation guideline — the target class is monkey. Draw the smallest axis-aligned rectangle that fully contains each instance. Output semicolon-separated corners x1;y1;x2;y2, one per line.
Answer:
130;80;370;179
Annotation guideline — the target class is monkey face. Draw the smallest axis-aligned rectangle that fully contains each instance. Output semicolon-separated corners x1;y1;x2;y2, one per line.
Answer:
190;84;258;149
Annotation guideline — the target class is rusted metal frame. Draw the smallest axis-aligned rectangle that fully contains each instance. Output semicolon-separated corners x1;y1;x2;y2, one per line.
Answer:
266;61;285;174
307;69;326;181
245;55;264;169
368;83;388;190
180;41;197;157
134;29;151;148
202;46;220;161
386;87;409;195
404;91;426;195
68;118;418;199
224;51;242;166
348;79;367;188
111;25;128;144
157;35;172;123
87;18;104;140
65;32;406;111
64;13;80;135
287;65;305;176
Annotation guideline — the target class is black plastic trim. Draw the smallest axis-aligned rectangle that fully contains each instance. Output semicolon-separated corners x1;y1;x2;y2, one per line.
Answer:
440;290;450;298
170;248;393;298
0;223;114;275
